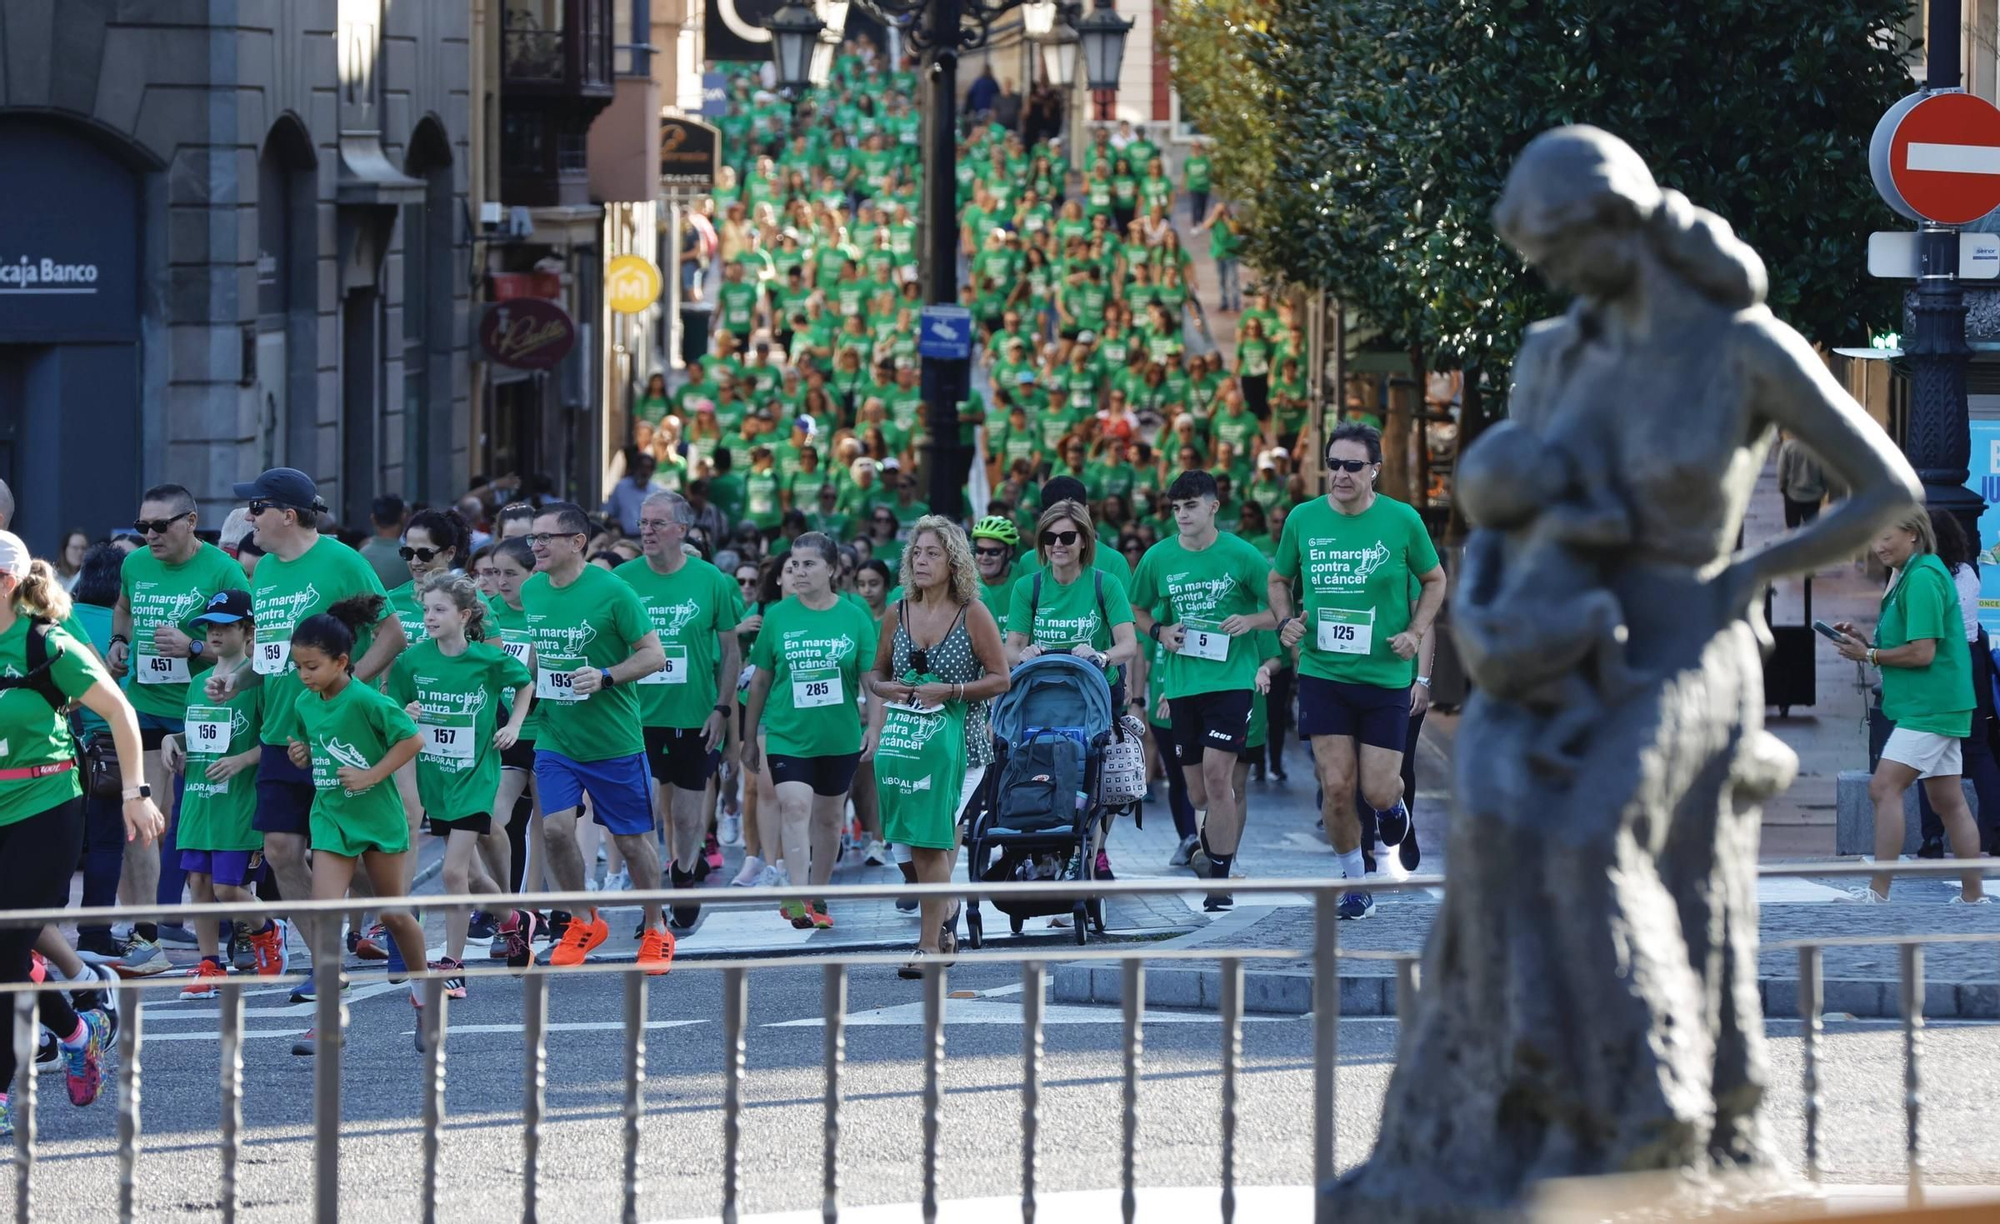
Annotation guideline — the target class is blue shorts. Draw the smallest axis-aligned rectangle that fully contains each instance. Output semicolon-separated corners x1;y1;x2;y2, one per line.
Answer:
1297;674;1411;753
535;749;654;837
180;848;266;888
253;744;315;836
137;710;184;751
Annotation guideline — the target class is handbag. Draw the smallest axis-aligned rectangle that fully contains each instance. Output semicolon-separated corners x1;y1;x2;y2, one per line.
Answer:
80;730;123;800
1095;714;1148;805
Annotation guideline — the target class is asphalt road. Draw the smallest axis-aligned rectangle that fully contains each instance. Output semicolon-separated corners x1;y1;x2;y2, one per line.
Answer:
7;954;2000;1223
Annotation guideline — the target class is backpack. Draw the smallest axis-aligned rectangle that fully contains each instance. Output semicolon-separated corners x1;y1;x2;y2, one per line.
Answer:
0;617;68;712
987;731;1089;837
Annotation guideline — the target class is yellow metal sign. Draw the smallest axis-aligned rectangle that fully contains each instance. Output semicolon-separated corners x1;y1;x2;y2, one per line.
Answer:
606;254;663;314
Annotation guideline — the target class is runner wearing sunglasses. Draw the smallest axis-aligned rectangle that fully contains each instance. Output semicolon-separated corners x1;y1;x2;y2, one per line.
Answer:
1268;423;1447;920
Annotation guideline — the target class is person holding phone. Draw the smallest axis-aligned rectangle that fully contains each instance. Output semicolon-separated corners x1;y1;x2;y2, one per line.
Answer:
1830;509;1986;903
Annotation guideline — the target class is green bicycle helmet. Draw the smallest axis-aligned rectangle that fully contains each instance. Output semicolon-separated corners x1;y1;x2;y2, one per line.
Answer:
971;515;1020;547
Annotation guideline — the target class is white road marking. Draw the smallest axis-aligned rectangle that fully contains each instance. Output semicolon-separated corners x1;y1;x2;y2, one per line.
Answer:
1908;141;2000;175
399;1020;707;1037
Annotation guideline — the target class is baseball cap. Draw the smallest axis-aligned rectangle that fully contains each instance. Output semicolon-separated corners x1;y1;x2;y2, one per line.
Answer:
1015;370;1036;385
190;589;254;625
0;530;27;580
231;467;320;510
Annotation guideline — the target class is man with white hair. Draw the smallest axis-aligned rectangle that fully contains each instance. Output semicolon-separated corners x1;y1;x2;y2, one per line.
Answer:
0;478;13;530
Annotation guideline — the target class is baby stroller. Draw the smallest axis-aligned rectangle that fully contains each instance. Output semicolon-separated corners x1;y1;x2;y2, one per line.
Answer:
964;654;1118;947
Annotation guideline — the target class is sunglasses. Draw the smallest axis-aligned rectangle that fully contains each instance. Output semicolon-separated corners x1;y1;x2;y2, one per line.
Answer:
738;577;758;586
523;532;583;547
133;512;193;535
1327;459;1374;473
974;546;1009;559
399;546;443;563
247;500;291;518
1040;530;1081;547
909;648;930;673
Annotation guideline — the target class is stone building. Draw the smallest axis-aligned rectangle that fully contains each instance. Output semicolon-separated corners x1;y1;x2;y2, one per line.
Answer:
0;0;473;552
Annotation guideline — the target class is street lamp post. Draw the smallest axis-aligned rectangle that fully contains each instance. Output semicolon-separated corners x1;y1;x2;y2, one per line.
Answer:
768;0;1131;521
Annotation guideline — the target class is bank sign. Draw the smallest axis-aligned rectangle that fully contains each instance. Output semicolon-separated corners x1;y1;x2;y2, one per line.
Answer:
0;123;140;343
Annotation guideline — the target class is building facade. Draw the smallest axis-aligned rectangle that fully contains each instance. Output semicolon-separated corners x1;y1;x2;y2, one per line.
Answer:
0;0;473;552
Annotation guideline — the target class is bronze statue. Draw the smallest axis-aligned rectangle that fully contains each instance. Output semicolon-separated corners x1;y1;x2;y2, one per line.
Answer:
1328;126;1921;1220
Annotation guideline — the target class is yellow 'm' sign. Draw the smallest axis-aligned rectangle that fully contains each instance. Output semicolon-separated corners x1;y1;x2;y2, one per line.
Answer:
606;254;663;314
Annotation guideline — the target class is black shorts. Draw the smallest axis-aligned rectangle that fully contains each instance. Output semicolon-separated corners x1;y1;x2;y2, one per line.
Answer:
501;737;537;771
644;725;720;790
252;744;314;836
767;751;862;797
429;811;493;836
1297;674;1411;753
1168;690;1254;761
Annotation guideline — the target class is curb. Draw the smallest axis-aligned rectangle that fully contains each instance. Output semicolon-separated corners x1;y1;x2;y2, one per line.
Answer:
1049;964;2000;1021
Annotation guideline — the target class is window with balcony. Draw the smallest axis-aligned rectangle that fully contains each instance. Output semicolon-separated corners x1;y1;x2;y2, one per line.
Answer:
502;0;614;89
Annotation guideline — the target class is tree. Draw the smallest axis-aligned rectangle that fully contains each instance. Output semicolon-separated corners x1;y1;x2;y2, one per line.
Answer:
1182;0;1915;409
1158;0;1278;213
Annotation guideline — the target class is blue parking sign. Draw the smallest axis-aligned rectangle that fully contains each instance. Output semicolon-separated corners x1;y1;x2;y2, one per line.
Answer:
918;305;974;360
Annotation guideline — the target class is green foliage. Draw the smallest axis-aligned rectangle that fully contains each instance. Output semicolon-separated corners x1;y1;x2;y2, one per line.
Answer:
1189;0;1916;400
1160;0;1278;208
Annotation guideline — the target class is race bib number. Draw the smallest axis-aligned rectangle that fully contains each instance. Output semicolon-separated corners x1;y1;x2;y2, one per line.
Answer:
420;712;477;763
639;645;690;686
499;636;533;668
185;705;232;755
1179;619;1230;662
536;655;585;703
253;639;292;676
792;667;843;709
136;650;190;685
1316;608;1374;656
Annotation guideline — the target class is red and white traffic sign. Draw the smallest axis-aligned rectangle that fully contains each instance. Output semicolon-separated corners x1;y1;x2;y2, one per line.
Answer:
1882;91;2000;225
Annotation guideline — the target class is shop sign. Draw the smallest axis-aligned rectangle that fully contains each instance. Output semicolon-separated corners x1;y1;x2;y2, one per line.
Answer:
606;254;663;314
0;123;140;344
481;298;577;370
660;117;721;192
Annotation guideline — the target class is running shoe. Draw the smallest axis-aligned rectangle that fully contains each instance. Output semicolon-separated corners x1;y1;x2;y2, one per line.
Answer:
717;814;743;848
780;899;812;928
230;922;259;971
1168;834;1199;867
1336;891;1376;921
704;833;724;872
1949;893;1994;905
62;1010;112;1107
36;1029;58;1072
289;967;349;1004
668;864;702;931
606;868;634;892
113;937;169;978
548;910;608;967
76;931;126;966
637;927;676;976
1843;887;1888;903
68;964;120;1033
291;1025;345;1057
435;958;467;1001
1377;803;1411;847
1095;850;1114;880
467;911;498;942
808;902;834;930
498;909;541;971
350;924;388;962
863;839;888;866
248;921;289;977
729;855;768;888
156;923;199;947
180;957;230;1000
1204;891;1234;913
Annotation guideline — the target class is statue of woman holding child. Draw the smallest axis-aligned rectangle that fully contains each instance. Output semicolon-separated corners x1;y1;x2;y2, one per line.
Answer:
1329;126;1922;1220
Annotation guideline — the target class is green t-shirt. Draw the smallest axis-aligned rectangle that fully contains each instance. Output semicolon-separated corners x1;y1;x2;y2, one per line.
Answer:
745;468;784;528
1007;567;1134;656
1014;547;1134;589
614;556;747;730
385;579;429;649
749;595;879;758
249;537;390;745
295;678;421;857
719;281;760;334
1244;629;1280;750
384;639;532;822
119;541;245;719
0;618;108;827
1130;532;1272;699
1183;154;1212;194
521;564;655;762
176;675;264;852
484;598;541;743
1272;495;1439;689
1878;554;1975;737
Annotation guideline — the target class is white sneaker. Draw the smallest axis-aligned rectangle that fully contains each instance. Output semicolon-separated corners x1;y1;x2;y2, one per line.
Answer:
1376;842;1410;883
1047;913;1072;929
718;814;743;847
585;876;602;893
1844;887;1888;903
608;869;634;892
863;839;888;866
730;855;767;888
1949;893;1993;905
762;863;790;889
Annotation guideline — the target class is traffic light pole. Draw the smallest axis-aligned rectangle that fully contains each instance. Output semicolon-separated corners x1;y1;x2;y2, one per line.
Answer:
1908;0;1985;542
919;0;970;523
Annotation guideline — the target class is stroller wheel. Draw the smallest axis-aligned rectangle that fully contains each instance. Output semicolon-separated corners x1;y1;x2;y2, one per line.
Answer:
1009;915;1024;936
1087;898;1105;934
1073;904;1088;946
964;906;984;950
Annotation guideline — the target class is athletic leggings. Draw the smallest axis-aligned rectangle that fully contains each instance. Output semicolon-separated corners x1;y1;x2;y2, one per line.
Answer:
0;798;86;1086
1157;727;1199;840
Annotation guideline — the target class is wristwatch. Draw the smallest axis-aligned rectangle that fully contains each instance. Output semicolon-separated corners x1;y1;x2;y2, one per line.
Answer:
1415;676;1432;688
121;784;152;801
1147;622;1164;642
600;668;617;688
189;640;205;659
109;634;129;647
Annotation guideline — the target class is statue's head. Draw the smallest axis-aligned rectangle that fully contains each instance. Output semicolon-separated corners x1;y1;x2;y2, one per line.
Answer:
1494;125;1766;310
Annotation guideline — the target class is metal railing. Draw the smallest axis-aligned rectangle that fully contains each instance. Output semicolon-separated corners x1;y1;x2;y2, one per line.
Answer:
5;861;1996;1224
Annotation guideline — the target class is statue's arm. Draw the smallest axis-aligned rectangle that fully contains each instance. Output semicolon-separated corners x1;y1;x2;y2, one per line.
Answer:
1729;313;1921;594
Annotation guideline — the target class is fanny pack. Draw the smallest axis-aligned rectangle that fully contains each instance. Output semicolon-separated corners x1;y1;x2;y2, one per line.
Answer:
0;759;76;782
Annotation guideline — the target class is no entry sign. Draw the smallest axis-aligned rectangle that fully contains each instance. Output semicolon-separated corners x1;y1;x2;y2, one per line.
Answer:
1874;91;2000;225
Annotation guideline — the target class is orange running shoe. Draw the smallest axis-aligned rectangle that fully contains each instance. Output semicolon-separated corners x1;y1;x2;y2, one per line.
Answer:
181;957;229;1000
247;921;289;977
549;909;610;967
808;902;834;930
637;927;676;976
